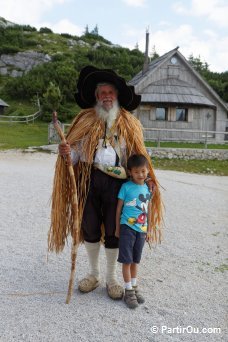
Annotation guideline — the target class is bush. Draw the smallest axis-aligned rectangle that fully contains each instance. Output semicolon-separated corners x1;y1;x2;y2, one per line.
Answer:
41;101;78;122
0;45;21;54
39;27;53;34
61;33;74;39
24;39;37;47
21;25;37;32
80;33;111;45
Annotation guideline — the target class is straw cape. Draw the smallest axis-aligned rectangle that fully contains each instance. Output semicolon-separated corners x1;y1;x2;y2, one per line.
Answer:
48;107;163;253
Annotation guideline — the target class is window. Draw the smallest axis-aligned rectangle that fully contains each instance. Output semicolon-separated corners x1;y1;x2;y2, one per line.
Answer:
156;107;168;121
176;108;188;121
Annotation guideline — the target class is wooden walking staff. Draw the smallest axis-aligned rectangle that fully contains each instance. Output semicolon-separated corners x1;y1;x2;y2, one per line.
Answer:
52;111;79;304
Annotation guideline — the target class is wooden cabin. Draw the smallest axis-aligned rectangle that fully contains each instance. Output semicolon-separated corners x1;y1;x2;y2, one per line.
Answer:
0;98;9;115
129;46;228;142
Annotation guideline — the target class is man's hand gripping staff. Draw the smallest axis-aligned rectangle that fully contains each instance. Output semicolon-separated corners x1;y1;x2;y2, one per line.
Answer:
53;111;79;304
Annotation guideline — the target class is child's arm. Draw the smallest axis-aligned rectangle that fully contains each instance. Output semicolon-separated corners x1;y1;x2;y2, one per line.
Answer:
115;199;124;238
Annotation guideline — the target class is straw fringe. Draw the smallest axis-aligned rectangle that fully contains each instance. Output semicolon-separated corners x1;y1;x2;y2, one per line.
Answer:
48;108;163;253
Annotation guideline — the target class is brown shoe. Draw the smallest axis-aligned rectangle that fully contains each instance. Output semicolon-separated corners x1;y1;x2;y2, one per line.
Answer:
106;281;124;300
124;289;139;309
133;285;145;304
78;275;99;293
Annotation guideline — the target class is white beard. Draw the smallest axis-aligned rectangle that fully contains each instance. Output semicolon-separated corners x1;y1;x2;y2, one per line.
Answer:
95;100;120;129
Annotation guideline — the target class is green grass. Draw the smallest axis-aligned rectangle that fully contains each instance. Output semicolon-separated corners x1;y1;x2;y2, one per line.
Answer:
145;141;228;149
2;99;38;117
0;123;227;176
0;122;48;149
152;158;228;176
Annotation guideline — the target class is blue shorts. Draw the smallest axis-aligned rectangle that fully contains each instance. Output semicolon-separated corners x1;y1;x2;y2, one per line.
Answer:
117;224;146;264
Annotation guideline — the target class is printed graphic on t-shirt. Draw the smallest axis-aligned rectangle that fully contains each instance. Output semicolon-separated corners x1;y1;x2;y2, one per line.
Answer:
125;193;150;232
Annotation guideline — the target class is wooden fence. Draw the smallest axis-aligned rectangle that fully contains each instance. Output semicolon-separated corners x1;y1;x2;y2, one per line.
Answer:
0;111;41;124
143;127;228;148
55;124;228;148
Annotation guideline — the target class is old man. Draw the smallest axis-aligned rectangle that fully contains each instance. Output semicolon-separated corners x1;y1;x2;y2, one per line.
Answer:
49;66;162;300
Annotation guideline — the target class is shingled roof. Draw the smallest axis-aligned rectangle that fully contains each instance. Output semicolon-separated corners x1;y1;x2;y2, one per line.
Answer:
0;99;9;107
141;78;216;107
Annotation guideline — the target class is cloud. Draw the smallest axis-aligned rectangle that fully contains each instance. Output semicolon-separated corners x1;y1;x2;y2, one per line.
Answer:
0;0;83;35
50;19;83;35
151;25;227;72
139;24;194;55
123;26;145;38
122;0;146;7
203;29;218;39
173;0;228;27
122;24;227;72
0;0;68;26
158;21;172;28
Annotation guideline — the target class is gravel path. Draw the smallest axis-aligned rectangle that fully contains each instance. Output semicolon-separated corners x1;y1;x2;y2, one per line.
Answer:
0;151;227;342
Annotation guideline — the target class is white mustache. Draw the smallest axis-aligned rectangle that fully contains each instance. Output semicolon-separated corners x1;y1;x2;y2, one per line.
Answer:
102;98;112;103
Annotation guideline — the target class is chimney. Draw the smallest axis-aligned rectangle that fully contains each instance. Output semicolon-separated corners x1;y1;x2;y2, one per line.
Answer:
142;29;149;74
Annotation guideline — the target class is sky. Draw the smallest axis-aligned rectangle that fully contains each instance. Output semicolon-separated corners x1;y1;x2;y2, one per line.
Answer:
1;0;228;72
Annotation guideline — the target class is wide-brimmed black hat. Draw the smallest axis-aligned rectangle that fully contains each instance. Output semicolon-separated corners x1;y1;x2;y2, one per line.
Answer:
74;65;141;111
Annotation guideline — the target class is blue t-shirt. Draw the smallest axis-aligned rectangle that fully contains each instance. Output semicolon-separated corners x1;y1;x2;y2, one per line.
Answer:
118;180;151;233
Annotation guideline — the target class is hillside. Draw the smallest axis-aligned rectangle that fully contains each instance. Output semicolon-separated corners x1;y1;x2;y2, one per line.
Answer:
0;17;16;28
0;17;227;122
0;18;145;81
0;18;147;120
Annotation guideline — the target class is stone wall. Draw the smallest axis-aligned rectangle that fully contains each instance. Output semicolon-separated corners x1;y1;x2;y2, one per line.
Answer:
146;147;228;160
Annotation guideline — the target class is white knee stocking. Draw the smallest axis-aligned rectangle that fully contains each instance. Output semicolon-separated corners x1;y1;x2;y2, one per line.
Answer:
84;241;101;280
105;248;119;284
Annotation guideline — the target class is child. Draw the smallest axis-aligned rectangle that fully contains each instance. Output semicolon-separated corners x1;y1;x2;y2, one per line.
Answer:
115;154;153;309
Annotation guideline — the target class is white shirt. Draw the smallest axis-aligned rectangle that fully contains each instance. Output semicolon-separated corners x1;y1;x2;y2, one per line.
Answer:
71;138;126;166
94;139;116;165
